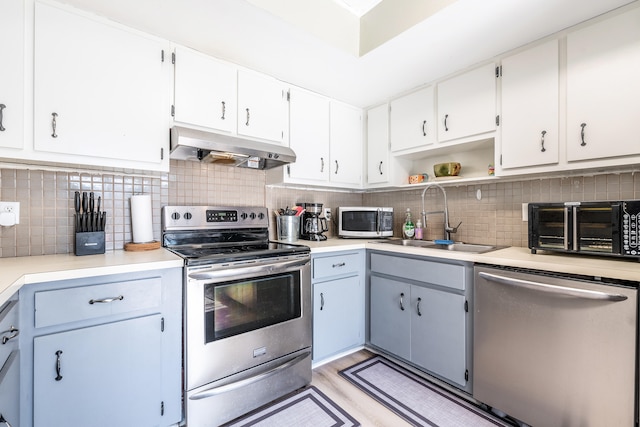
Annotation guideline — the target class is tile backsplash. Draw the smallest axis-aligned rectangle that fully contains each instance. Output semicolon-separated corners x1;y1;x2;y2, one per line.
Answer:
1;159;639;258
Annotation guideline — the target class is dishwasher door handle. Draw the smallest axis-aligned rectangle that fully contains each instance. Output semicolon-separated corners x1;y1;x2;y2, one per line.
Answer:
478;271;628;301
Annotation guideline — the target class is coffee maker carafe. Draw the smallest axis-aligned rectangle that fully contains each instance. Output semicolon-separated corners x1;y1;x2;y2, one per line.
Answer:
299;202;328;241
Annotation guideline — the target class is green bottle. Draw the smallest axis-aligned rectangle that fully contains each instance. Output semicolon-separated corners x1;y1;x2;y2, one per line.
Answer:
403;208;415;239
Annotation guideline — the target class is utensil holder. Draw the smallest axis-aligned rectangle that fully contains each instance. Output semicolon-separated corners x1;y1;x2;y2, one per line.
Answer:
277;216;300;242
75;231;105;256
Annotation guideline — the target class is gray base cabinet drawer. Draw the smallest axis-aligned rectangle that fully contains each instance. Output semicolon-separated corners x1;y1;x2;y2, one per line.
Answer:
34;277;162;328
313;252;361;280
370;252;467;290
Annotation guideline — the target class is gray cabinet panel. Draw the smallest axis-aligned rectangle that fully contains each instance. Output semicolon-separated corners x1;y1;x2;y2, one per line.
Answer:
0;350;19;427
370;252;466;290
370;276;411;360
33;314;162;426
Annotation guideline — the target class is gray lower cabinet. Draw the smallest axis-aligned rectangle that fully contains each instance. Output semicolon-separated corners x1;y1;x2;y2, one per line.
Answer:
368;251;472;392
312;250;365;363
20;268;182;427
0;297;19;427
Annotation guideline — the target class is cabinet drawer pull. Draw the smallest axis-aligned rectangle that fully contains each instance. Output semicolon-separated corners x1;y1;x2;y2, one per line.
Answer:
221;101;226;120
540;130;547;152
0;104;6;132
320;292;325;311
422;120;426;136
400;292;405;311
378;161;383;175
580;122;587;146
332;262;346;268
417;297;422;316
320;157;324;173
89;295;124;304
444;114;449;132
1;326;18;344
334;160;339;175
245;108;250;126
0;413;13;427
51;112;58;138
55;350;63;381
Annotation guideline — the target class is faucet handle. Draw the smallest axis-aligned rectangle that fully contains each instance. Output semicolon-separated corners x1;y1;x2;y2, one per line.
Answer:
447;221;463;234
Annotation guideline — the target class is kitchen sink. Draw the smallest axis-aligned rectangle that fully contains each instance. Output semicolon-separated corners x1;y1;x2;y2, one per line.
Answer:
374;239;502;254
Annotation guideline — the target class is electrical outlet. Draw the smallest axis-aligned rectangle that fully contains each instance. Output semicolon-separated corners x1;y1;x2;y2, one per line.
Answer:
323;208;332;220
0;201;20;225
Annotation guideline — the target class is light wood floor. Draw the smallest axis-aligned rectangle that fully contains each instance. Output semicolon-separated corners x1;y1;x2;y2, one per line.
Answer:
310;349;414;427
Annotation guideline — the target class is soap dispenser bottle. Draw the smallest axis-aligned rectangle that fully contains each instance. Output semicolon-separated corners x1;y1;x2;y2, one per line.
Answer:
403;208;415;239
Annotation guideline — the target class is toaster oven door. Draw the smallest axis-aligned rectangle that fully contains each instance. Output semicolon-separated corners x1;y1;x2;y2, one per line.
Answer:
529;204;570;251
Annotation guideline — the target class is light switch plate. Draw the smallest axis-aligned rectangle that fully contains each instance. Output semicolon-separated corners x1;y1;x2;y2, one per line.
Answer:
522;203;528;221
323;208;332;220
0;201;20;225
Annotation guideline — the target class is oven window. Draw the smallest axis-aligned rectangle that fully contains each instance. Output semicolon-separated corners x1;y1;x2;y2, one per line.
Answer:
204;272;301;342
342;211;376;231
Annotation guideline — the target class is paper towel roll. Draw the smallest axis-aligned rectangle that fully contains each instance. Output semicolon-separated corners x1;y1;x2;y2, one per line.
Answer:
130;194;154;243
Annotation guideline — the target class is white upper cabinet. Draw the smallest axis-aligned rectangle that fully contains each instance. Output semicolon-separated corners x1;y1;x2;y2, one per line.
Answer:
0;0;24;150
237;69;287;143
437;63;496;143
287;87;330;182
34;1;170;171
501;40;559;170
330;101;362;186
173;46;237;133
566;7;640;162
390;86;435;152
367;104;390;185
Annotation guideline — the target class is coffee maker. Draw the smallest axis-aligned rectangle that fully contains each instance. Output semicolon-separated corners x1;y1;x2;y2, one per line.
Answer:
299;202;328;241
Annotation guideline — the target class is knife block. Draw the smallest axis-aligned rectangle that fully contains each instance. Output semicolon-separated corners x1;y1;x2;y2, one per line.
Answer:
75;231;105;256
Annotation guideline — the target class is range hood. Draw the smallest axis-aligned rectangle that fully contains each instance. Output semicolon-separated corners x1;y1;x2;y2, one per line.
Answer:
169;126;296;170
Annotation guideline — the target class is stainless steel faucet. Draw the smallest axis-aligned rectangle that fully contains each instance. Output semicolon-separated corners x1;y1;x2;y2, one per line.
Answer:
420;182;462;241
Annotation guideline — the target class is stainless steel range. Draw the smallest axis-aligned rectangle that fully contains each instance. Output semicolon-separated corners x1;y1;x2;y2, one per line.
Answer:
162;206;312;427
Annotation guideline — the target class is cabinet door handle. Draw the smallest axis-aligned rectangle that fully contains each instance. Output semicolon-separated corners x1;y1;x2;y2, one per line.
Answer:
0;413;13;427
422;120;426;136
417;297;422;316
221;101;226;120
89;295;124;304
540;130;547;152
444;114;449;132
245;108;250;126
1;326;18;344
320;157;324;173
0;104;6;132
378;161;383;175
320;292;324;310
51;112;58;138
55;350;63;381
400;292;405;311
334;160;339;175
580;123;587;146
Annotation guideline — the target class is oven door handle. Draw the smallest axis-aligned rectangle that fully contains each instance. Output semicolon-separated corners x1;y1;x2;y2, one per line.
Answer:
188;257;310;281
189;349;311;400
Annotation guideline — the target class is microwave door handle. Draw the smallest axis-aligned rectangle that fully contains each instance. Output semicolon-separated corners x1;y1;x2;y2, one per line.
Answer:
376;209;381;234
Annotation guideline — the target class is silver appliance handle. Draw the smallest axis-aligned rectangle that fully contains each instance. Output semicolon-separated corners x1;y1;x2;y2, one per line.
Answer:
478;271;627;301
188;257;309;281
564;206;569;250
572;206;578;251
189;349;311;400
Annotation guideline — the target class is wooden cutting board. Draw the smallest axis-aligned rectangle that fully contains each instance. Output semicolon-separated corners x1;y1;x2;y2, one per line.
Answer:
124;241;161;251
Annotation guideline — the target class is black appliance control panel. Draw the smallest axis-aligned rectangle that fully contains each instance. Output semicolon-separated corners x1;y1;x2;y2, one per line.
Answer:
622;201;640;255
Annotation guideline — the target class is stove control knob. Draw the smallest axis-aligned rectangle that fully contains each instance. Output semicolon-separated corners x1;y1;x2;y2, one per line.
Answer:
258;212;265;220
171;212;180;221
240;212;248;220
249;212;256;220
184;212;193;220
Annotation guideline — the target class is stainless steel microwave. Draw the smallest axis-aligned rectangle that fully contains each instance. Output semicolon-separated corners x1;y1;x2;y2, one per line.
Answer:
338;207;393;238
528;200;640;259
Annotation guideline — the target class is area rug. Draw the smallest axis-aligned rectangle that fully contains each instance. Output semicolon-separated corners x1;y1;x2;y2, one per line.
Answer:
223;385;360;427
339;356;512;427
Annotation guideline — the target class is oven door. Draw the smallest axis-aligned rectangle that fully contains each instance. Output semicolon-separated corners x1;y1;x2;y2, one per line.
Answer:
184;255;311;392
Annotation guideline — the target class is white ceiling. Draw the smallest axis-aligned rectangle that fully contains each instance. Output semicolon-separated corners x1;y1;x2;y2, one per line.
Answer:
59;0;637;108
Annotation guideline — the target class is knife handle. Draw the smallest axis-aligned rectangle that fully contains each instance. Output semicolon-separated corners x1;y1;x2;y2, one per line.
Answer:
74;191;81;213
89;192;95;213
101;212;107;231
82;192;88;213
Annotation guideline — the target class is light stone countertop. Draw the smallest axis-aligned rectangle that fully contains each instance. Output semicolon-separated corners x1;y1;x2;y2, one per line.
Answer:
3;239;639;307
0;249;184;307
295;237;640;282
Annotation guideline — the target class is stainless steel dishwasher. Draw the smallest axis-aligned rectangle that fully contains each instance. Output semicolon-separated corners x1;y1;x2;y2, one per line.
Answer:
473;265;637;427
